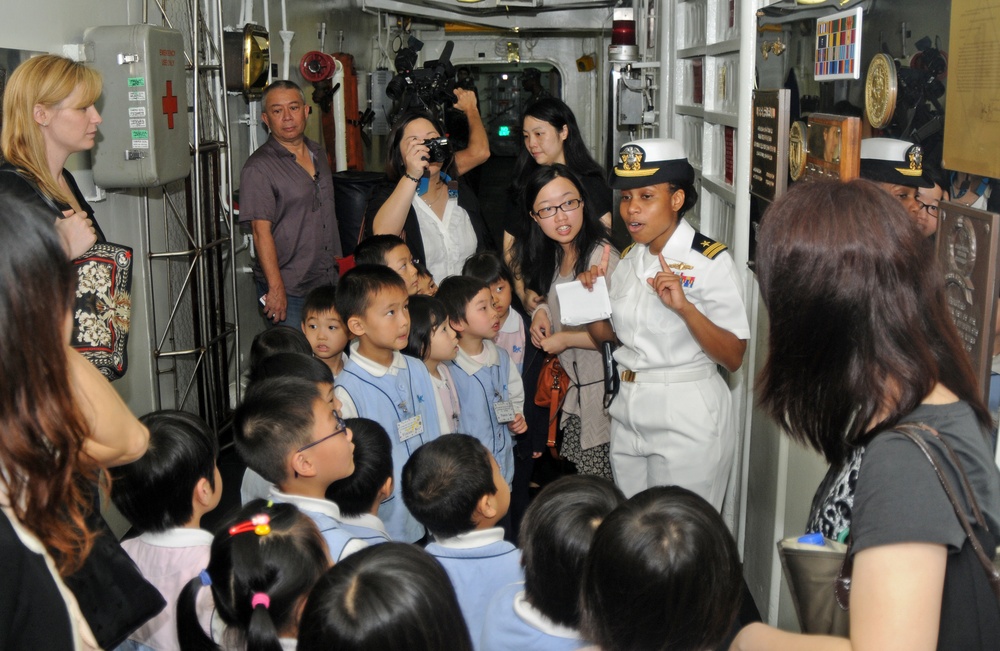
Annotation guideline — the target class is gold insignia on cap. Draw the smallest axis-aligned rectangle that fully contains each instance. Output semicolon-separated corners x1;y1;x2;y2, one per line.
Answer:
898;144;924;176
615;144;657;177
622;145;644;170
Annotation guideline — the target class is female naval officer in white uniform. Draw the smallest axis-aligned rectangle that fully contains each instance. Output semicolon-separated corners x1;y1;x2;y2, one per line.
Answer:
581;138;750;508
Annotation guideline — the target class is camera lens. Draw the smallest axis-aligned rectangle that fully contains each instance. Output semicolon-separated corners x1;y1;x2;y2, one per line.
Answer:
385;74;407;100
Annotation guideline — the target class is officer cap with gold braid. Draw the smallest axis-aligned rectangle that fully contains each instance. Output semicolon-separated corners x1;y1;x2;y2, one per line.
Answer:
859;138;933;188
609;138;695;190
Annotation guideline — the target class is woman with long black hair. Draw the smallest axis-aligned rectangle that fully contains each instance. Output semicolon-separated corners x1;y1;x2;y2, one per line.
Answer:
506;98;611;308
512;164;616;477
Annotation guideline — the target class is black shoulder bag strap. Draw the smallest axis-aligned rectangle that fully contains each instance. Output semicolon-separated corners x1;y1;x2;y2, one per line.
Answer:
894;423;1000;602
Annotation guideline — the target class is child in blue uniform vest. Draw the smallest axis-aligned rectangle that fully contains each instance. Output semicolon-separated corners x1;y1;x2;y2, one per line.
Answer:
233;376;365;561
334;265;442;542
325;417;393;544
437;276;527;486
402;434;522;650
462;251;526;373
480;475;624;650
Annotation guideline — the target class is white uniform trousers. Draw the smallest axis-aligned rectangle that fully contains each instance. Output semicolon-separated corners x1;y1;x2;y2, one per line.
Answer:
607;365;735;509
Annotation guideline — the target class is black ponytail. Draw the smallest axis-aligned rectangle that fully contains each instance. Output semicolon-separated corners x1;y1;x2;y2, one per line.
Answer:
176;576;219;651
177;500;329;651
245;600;283;651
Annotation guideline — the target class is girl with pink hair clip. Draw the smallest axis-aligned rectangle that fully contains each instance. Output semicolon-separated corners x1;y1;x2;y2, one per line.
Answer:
176;500;330;651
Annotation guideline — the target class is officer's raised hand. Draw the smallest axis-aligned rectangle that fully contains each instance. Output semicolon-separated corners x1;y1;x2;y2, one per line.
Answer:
648;252;689;312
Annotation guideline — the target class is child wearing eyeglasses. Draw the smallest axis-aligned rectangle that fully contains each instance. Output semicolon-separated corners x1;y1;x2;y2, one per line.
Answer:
240;352;337;505
234;375;365;561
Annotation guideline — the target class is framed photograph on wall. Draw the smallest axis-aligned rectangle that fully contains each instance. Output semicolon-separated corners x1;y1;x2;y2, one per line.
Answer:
802;113;861;182
814;7;863;81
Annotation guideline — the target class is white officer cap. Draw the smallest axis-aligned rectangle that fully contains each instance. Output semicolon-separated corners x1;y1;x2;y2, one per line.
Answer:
610;138;695;190
859;137;932;188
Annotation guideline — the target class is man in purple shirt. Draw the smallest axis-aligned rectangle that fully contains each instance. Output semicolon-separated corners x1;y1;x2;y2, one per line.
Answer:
240;80;343;327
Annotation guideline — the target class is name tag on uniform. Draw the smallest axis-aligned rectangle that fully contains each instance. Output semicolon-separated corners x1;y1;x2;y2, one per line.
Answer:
397;415;424;442
493;400;516;424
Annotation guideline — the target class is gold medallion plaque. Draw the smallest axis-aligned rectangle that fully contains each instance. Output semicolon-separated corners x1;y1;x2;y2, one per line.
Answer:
789;121;808;182
865;53;897;129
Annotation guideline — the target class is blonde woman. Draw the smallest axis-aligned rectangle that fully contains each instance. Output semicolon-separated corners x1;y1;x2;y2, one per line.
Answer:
1;53;102;259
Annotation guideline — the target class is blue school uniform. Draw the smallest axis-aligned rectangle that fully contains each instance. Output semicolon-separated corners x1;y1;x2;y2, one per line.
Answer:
267;488;367;561
425;528;523;650
480;582;586;651
337;513;391;545
450;341;522;485
335;345;441;542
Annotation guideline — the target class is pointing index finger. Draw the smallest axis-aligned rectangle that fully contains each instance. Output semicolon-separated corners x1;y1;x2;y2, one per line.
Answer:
599;243;611;273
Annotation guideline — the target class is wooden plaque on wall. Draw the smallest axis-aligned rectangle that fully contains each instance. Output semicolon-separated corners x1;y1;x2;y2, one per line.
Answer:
935;201;1000;403
802;113;861;182
750;89;790;203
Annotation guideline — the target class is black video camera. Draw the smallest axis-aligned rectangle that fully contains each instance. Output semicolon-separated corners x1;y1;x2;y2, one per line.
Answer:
423;137;452;164
385;37;459;122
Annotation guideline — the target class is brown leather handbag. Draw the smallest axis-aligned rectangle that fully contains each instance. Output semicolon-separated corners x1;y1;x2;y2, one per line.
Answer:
535;355;570;448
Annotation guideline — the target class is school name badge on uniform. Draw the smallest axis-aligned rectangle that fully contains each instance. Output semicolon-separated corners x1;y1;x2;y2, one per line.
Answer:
397;415;425;442
493;400;516;424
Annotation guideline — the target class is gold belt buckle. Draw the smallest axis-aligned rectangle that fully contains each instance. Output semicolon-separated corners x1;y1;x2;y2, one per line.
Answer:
621;369;636;383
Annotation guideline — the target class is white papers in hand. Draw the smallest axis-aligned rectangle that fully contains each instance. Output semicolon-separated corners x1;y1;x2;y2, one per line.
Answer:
555;276;613;326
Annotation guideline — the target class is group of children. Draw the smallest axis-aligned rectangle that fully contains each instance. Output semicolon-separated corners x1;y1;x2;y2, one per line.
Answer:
111;414;740;651
105;233;743;650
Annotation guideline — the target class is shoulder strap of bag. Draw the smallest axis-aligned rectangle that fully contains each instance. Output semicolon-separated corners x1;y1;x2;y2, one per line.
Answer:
0;164;63;213
545;355;569;448
895;423;1000;602
903;423;991;527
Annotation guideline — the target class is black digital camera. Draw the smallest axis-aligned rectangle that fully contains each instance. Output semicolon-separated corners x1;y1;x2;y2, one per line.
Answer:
423;137;452;164
385;37;458;121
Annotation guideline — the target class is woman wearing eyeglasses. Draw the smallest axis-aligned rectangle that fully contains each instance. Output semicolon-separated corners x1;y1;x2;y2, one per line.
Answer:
916;166;949;239
579;139;749;507
511;163;616;478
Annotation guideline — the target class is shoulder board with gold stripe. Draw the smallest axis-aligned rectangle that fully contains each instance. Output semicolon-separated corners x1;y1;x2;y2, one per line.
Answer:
692;232;728;259
620;242;636;259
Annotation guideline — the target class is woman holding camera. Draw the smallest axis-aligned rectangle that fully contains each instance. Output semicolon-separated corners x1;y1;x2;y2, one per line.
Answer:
365;101;493;281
